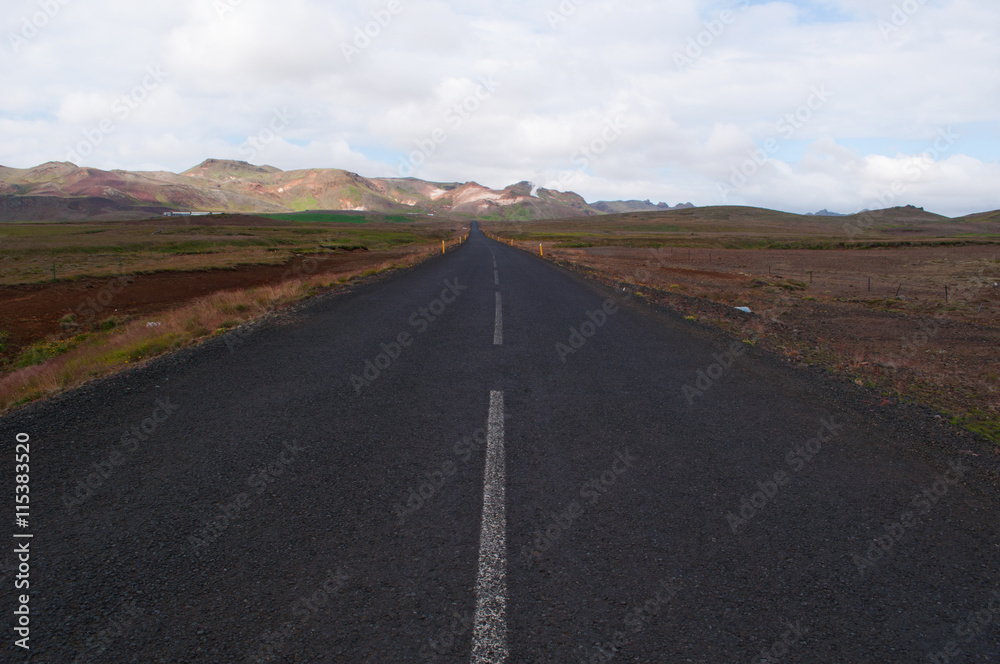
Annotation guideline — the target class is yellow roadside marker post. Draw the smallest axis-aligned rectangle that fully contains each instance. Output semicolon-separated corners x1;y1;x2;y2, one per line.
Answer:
539;244;543;257
442;240;446;254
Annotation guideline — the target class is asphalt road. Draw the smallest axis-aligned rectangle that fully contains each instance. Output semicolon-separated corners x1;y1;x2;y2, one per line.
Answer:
3;222;1000;663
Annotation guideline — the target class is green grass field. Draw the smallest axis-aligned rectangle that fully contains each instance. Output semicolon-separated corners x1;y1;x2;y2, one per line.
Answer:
481;205;1000;250
260;212;427;224
0;219;460;285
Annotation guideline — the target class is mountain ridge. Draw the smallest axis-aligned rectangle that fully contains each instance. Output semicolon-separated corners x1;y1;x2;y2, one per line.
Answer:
592;199;696;213
0;160;696;222
0;160;988;223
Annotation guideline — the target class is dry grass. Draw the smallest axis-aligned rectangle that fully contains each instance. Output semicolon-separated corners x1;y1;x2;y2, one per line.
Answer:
534;247;1000;444
0;220;462;285
0;249;435;412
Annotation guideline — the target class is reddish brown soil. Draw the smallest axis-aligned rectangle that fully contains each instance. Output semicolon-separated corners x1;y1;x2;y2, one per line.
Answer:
574;244;1000;303
0;249;415;356
545;244;1000;439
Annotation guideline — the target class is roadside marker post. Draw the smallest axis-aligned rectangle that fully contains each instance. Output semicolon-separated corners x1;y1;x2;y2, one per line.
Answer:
442;240;446;254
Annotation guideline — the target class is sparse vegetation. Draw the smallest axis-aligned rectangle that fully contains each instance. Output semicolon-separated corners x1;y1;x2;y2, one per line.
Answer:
0;251;433;411
0;219;459;285
483;216;1000;444
0;216;469;411
15;336;86;369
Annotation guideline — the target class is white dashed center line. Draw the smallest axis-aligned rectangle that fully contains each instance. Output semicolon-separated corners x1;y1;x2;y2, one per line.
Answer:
470;391;508;664
494;270;500;286
494;293;503;346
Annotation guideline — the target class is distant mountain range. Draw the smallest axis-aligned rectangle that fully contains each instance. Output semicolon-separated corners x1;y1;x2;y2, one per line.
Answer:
0;159;698;222
591;200;695;213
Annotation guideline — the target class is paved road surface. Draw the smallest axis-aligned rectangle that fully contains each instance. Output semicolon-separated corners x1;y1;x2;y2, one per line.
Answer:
3;222;999;663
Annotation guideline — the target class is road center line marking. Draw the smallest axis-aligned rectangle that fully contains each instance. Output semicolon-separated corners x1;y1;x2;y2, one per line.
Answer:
494;270;500;286
471;391;508;664
494;293;503;346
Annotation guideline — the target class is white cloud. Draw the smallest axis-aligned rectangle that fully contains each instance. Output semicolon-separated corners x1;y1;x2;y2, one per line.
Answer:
55;93;114;125
714;139;1000;217
0;0;996;216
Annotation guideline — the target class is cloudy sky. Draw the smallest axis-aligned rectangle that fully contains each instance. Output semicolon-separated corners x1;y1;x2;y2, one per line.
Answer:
1;0;998;216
